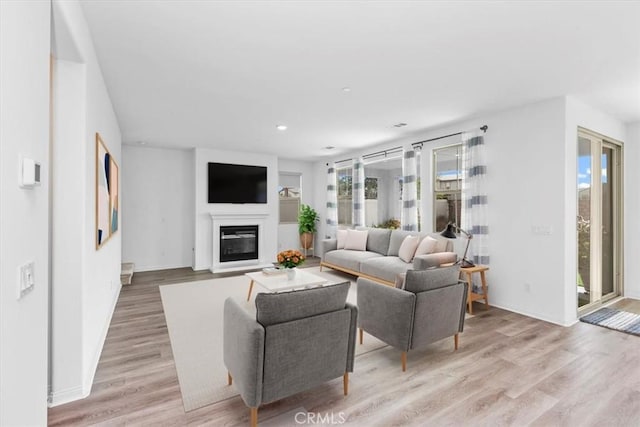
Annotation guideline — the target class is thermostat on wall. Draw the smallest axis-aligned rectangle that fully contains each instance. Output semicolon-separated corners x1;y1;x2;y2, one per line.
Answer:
21;157;41;188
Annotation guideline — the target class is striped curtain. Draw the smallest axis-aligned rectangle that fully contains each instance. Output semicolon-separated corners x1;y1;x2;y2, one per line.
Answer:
326;164;338;238
401;149;418;231
352;157;365;227
462;133;489;266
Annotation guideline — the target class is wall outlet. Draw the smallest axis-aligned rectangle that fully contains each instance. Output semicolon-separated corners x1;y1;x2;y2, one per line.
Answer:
17;261;35;300
524;282;531;293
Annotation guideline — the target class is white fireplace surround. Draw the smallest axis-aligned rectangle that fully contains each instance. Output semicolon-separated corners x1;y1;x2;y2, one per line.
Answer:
210;213;273;273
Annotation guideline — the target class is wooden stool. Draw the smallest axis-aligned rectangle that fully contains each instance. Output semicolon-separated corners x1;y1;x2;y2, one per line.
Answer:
460;265;489;315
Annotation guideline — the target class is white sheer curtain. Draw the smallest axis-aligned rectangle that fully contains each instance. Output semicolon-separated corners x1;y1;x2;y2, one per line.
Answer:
402;149;418;231
352;157;365;227
326;164;338;238
461;132;489;266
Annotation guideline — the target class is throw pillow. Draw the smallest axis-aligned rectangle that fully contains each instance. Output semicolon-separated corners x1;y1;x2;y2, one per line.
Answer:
398;235;420;263
434;237;449;253
344;229;368;251
336;229;348;249
415;235;438;257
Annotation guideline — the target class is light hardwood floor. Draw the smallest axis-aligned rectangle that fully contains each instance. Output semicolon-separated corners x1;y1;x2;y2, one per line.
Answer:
48;269;640;426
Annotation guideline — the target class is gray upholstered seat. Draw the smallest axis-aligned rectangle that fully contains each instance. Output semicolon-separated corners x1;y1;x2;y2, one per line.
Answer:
223;281;357;426
356;266;467;371
359;256;410;283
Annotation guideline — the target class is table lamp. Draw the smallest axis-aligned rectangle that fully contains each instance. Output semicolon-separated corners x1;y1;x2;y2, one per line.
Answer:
440;223;475;268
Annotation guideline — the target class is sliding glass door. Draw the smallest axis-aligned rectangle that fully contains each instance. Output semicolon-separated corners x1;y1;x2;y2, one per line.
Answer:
577;128;622;311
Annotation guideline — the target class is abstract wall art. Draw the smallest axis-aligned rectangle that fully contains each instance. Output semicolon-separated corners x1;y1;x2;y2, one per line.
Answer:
96;133;119;249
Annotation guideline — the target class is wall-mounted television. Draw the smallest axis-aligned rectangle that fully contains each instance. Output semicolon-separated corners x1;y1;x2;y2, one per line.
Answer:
208;162;267;204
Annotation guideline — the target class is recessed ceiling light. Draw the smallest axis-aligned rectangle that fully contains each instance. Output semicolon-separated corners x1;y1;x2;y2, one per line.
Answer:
393;123;407;128
276;124;287;131
342;87;351;92
137;141;147;145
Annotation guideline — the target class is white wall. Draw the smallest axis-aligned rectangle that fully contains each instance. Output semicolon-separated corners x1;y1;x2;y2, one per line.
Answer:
0;1;51;425
122;146;193;272
624;121;640;299
277;159;315;253
50;0;122;404
193;148;279;270
315;96;635;325
51;58;86;400
315;97;587;325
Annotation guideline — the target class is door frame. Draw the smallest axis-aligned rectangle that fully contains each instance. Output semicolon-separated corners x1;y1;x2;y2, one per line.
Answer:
577;127;624;314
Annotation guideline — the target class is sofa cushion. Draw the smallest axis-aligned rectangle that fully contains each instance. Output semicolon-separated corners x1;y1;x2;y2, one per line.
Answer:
358;227;392;255
415;235;438;256
387;230;417;256
360;256;413;283
404;266;461;294
344;229;368;251
324;250;384;272
255;281;350;326
432;235;451;253
336;229;347;249
398;235;420;263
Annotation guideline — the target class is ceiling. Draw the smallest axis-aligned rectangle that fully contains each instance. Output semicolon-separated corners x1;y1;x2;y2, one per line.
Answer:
80;1;640;160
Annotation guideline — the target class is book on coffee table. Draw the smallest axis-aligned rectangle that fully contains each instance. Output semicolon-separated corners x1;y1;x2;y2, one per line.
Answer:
262;267;285;275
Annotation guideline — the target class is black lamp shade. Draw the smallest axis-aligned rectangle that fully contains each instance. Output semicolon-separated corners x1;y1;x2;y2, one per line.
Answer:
440;223;457;239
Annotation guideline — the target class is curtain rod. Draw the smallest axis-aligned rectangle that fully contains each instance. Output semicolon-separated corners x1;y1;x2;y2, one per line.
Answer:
362;146;403;160
326;125;487;166
328;146;403;166
411;125;488;149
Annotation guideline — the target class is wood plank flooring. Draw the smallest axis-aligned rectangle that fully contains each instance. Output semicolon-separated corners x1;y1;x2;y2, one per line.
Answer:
48;268;640;426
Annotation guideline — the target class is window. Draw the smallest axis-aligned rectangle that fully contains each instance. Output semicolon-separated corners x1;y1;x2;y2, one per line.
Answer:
336;166;352;225
363;156;402;228
433;145;462;232
279;172;301;224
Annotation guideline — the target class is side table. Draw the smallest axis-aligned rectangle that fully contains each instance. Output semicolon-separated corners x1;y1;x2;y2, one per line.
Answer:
460;265;489;315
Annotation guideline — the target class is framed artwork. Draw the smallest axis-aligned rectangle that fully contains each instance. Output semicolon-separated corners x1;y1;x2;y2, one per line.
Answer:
96;133;119;249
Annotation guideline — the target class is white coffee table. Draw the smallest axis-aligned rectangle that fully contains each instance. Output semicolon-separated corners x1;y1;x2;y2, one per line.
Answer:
245;269;328;301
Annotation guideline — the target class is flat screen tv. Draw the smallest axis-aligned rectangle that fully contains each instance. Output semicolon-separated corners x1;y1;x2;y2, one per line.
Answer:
208;162;267;204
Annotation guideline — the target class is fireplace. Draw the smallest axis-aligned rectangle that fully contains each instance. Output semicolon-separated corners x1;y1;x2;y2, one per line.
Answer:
219;225;259;262
210;213;272;273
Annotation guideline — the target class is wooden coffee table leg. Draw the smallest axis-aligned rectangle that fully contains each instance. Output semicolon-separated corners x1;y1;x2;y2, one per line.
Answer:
247;280;254;301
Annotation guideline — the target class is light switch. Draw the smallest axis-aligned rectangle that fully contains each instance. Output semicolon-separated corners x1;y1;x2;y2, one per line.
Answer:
17;261;35;300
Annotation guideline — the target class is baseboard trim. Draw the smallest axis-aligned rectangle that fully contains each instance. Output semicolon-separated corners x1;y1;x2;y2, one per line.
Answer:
134;263;190;273
48;385;89;407
488;302;576;327
83;282;122;396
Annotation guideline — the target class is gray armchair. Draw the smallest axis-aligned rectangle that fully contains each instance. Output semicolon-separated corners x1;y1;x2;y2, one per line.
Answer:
223;281;357;427
356;266;467;371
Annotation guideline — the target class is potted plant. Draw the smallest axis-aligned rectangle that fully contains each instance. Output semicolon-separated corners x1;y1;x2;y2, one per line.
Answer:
298;204;319;250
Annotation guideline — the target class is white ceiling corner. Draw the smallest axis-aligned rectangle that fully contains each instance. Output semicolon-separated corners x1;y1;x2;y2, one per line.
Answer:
79;0;640;160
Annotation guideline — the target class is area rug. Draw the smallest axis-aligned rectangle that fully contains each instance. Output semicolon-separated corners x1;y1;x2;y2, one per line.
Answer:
159;266;388;412
580;307;640;336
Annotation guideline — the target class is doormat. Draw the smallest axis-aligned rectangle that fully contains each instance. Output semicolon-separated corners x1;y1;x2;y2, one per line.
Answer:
580;307;640;336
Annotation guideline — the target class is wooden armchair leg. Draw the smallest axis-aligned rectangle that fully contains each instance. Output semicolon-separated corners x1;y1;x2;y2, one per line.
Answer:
343;372;349;395
250;407;258;427
228;372;233;385
359;328;363;345
454;333;459;350
401;351;407;372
